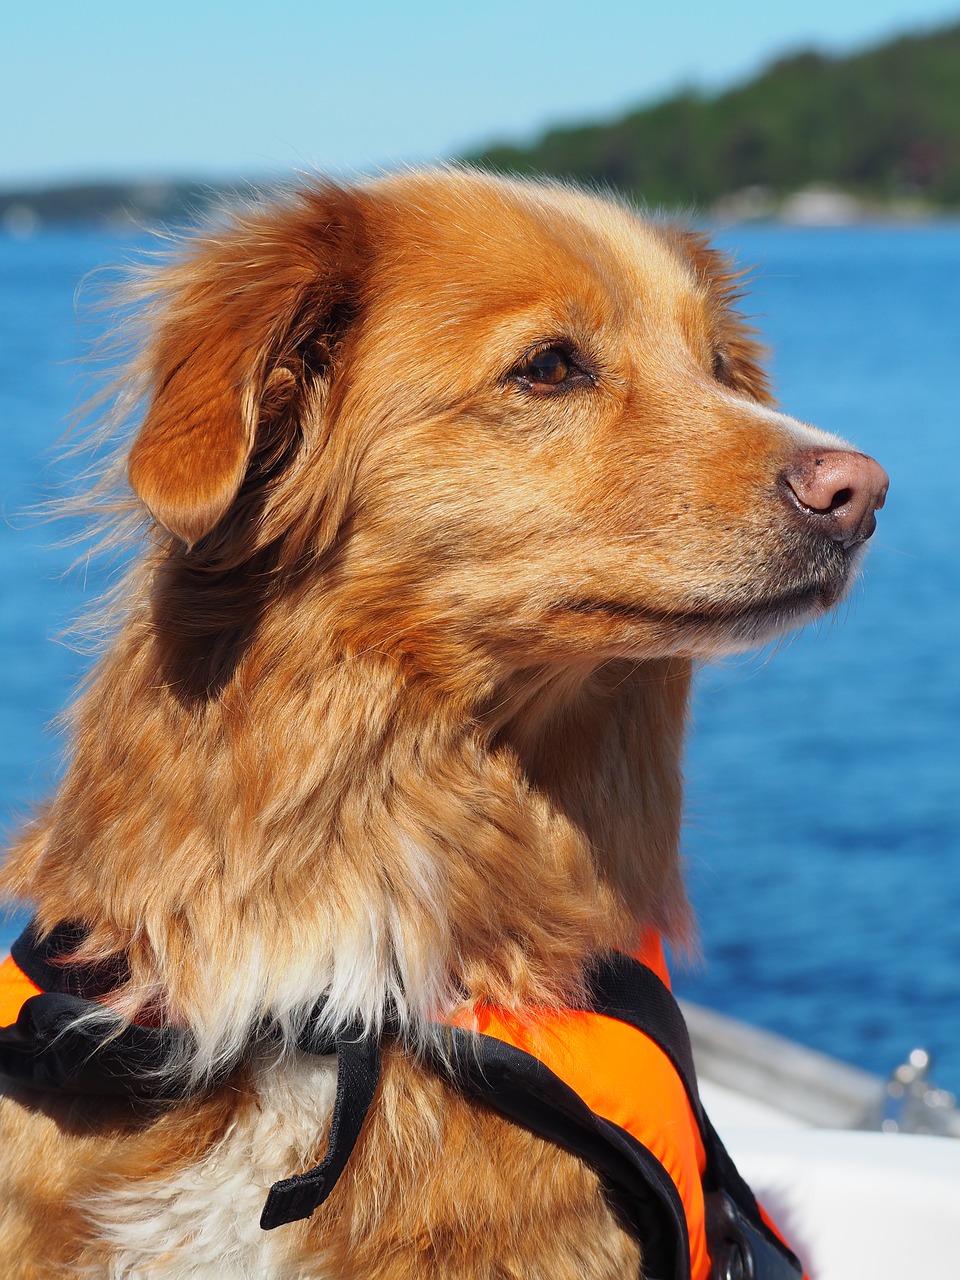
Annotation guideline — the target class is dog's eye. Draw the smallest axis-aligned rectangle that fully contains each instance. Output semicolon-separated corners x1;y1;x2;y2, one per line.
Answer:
526;348;570;385
513;345;592;393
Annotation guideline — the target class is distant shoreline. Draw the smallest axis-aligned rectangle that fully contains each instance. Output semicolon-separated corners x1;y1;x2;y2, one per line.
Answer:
1;177;957;238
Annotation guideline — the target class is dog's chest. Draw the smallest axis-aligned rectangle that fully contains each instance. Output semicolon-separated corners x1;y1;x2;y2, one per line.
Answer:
89;1055;338;1280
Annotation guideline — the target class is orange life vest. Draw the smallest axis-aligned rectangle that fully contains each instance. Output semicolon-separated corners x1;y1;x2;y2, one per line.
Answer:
448;932;712;1277
1;923;804;1279
436;933;803;1280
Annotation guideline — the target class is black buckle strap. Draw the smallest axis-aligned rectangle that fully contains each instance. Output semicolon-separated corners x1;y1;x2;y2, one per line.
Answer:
705;1190;802;1280
260;1028;382;1230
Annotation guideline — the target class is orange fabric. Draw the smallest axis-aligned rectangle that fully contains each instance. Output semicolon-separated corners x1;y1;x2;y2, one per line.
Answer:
449;1001;710;1279
0;953;42;1028
631;928;671;988
633;933;806;1277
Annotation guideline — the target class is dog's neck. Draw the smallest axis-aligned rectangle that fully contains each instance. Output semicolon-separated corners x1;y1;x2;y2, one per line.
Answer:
2;579;692;1074
482;657;691;938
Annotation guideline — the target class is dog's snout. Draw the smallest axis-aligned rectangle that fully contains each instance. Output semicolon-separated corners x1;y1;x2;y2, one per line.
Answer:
780;448;889;548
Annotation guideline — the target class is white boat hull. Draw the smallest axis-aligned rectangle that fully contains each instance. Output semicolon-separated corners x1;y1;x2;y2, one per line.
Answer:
722;1127;960;1279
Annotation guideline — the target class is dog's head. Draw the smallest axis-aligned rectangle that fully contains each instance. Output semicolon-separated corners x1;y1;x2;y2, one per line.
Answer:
127;170;886;679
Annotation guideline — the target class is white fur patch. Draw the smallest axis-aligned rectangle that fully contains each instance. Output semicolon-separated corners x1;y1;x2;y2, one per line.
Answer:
166;832;452;1085
732;394;850;453
86;1054;338;1279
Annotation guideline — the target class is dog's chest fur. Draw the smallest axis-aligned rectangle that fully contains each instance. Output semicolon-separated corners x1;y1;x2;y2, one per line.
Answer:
87;1056;338;1279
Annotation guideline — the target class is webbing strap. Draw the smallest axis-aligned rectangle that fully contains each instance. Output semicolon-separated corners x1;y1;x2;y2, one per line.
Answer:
260;1030;382;1230
12;920;129;1000
0;991;191;1099
585;953;702;1116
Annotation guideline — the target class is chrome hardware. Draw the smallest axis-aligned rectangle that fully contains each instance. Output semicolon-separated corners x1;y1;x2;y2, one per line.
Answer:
881;1047;958;1136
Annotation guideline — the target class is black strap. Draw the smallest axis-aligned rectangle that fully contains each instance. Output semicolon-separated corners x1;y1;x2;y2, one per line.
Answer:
0;992;192;1099
1;919;192;1099
586;954;703;1119
260;1029;382;1230
11;919;130;1000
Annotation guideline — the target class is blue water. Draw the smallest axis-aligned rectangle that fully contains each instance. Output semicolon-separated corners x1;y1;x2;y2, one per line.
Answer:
1;222;959;1090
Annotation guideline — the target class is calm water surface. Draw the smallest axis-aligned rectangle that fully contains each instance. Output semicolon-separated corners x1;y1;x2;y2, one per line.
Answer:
1;221;959;1089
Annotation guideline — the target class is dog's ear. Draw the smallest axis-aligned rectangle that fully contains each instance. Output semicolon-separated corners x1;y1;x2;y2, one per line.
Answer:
677;231;774;406
128;187;368;549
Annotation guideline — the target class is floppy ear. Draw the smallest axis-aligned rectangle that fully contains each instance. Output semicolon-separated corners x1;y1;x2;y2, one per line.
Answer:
128;186;368;549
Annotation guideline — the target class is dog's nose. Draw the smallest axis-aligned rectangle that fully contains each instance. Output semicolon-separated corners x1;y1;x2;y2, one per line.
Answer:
780;448;889;548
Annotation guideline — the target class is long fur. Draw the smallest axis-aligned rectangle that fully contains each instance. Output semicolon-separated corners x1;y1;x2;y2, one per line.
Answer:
1;169;874;1278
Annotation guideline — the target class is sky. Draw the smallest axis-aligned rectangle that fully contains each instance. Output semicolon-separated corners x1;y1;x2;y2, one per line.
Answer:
5;0;960;188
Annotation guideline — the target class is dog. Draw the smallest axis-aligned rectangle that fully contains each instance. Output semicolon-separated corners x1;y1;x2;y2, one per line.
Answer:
0;169;886;1278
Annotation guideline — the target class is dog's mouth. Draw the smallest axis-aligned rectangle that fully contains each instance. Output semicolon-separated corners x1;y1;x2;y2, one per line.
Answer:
557;554;859;651
563;585;825;628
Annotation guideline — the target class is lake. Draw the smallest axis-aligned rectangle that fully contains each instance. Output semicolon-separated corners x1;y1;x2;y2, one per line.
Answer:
1;218;959;1091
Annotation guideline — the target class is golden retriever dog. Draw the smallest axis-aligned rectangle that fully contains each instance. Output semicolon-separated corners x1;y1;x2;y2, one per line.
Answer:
0;169;886;1278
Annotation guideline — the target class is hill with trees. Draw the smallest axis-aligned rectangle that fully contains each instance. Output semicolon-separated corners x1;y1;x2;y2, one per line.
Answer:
469;21;960;214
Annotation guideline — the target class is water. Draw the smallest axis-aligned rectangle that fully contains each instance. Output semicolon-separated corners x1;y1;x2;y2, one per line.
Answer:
679;223;960;1088
1;221;959;1091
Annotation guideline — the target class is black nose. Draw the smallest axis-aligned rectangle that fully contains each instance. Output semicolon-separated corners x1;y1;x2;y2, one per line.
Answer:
780;449;889;548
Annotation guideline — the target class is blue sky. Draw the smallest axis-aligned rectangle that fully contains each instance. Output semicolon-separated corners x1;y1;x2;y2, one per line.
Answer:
6;0;960;187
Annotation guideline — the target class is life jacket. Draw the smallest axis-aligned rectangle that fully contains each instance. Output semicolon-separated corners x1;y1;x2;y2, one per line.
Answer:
1;922;804;1280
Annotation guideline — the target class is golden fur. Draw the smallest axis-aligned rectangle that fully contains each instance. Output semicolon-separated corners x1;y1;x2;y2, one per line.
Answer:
0;170;881;1277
